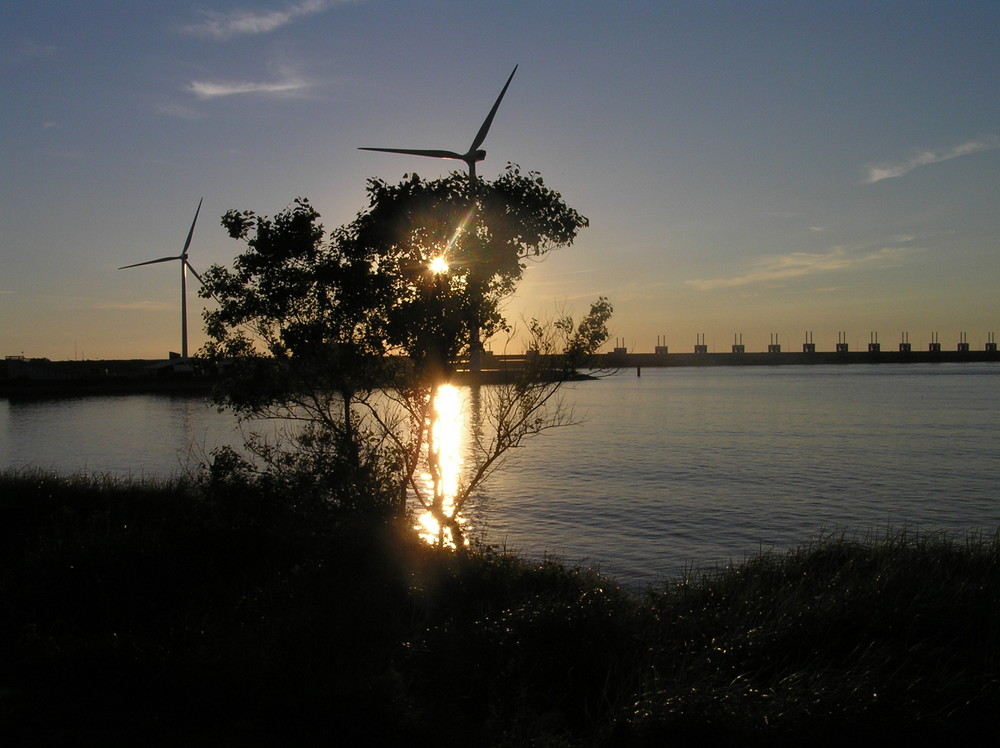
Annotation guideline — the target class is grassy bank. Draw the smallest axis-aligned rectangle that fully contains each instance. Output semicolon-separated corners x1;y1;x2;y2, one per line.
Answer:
1;470;997;745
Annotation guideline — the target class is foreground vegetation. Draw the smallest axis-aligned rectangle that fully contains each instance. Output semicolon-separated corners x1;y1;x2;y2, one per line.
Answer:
2;470;997;745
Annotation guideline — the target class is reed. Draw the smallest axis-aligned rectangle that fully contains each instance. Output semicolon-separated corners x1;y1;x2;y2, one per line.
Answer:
634;529;1000;741
1;469;997;744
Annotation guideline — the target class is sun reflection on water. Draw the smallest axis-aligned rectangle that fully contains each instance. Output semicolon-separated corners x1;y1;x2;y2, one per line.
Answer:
416;383;465;547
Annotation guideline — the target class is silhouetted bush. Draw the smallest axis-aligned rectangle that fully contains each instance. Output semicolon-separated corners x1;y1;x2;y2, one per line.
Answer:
1;470;997;745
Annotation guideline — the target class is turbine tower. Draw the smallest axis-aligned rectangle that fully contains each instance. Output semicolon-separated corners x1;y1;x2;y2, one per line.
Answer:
119;198;205;360
359;65;518;184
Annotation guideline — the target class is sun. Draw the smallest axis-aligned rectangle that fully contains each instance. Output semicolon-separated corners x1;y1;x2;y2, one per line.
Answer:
428;256;449;274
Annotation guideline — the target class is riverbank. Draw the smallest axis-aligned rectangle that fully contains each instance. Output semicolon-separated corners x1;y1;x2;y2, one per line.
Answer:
600;348;1000;368
5;348;998;399
2;470;996;744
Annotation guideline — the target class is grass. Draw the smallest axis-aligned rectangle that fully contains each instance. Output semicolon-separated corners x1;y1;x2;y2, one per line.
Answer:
633;531;1000;742
1;469;998;745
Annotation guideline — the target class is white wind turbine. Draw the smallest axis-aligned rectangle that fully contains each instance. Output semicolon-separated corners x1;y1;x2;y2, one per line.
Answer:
119;198;205;360
359;65;518;184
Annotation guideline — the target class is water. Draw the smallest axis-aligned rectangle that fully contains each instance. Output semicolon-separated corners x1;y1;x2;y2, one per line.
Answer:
3;363;998;586
0;395;243;477
475;364;1000;583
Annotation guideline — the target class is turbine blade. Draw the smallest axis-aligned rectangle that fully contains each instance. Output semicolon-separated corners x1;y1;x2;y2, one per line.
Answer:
184;261;206;286
470;65;517;152
119;256;180;270
358;147;466;160
181;197;203;256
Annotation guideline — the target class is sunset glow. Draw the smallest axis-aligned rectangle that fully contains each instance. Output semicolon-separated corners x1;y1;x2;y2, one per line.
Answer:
3;4;998;360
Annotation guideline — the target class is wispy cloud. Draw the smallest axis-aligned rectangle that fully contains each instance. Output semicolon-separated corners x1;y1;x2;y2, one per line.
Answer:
686;246;919;291
90;300;174;312
187;72;309;99
864;138;998;183
155;102;207;120
44;148;91;161
180;0;346;40
1;38;56;69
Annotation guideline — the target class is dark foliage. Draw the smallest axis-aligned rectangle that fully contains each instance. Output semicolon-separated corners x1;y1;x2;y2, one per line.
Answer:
200;165;590;403
196;168;599;526
3;472;996;745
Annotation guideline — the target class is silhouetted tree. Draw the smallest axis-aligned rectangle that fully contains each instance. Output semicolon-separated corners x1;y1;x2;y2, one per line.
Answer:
198;166;606;527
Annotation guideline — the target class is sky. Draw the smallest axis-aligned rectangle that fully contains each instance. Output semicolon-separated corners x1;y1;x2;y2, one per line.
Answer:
3;0;999;360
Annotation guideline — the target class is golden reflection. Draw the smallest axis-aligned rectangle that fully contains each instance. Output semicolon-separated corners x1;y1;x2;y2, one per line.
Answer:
416;383;465;547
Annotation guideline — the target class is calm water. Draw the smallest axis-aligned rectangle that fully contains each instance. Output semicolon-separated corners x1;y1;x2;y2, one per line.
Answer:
3;363;998;586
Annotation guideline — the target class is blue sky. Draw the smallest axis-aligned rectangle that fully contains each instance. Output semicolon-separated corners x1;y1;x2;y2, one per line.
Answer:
3;0;998;359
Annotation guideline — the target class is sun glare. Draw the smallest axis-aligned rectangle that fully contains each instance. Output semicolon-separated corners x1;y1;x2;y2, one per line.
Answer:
428;256;449;274
416;383;465;547
432;384;462;498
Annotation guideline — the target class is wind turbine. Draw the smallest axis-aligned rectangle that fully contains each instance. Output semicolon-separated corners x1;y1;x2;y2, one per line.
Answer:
359;67;519;374
119;198;205;360
359;65;518;184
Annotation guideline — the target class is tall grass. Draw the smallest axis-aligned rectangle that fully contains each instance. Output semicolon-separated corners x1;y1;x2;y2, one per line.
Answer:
2;469;997;745
633;530;1000;742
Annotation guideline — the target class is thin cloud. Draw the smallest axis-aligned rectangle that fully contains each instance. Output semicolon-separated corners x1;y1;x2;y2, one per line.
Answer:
91;300;174;312
522;267;599;277
187;74;309;99
181;0;346;40
44;148;91;161
864;138;998;183
687;246;918;291
1;38;57;69
155;102;207;120
518;266;601;293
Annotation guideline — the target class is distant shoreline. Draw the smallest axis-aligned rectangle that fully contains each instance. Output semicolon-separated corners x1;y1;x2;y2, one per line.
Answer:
3;349;998;399
0;376;218;400
597;348;1000;368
